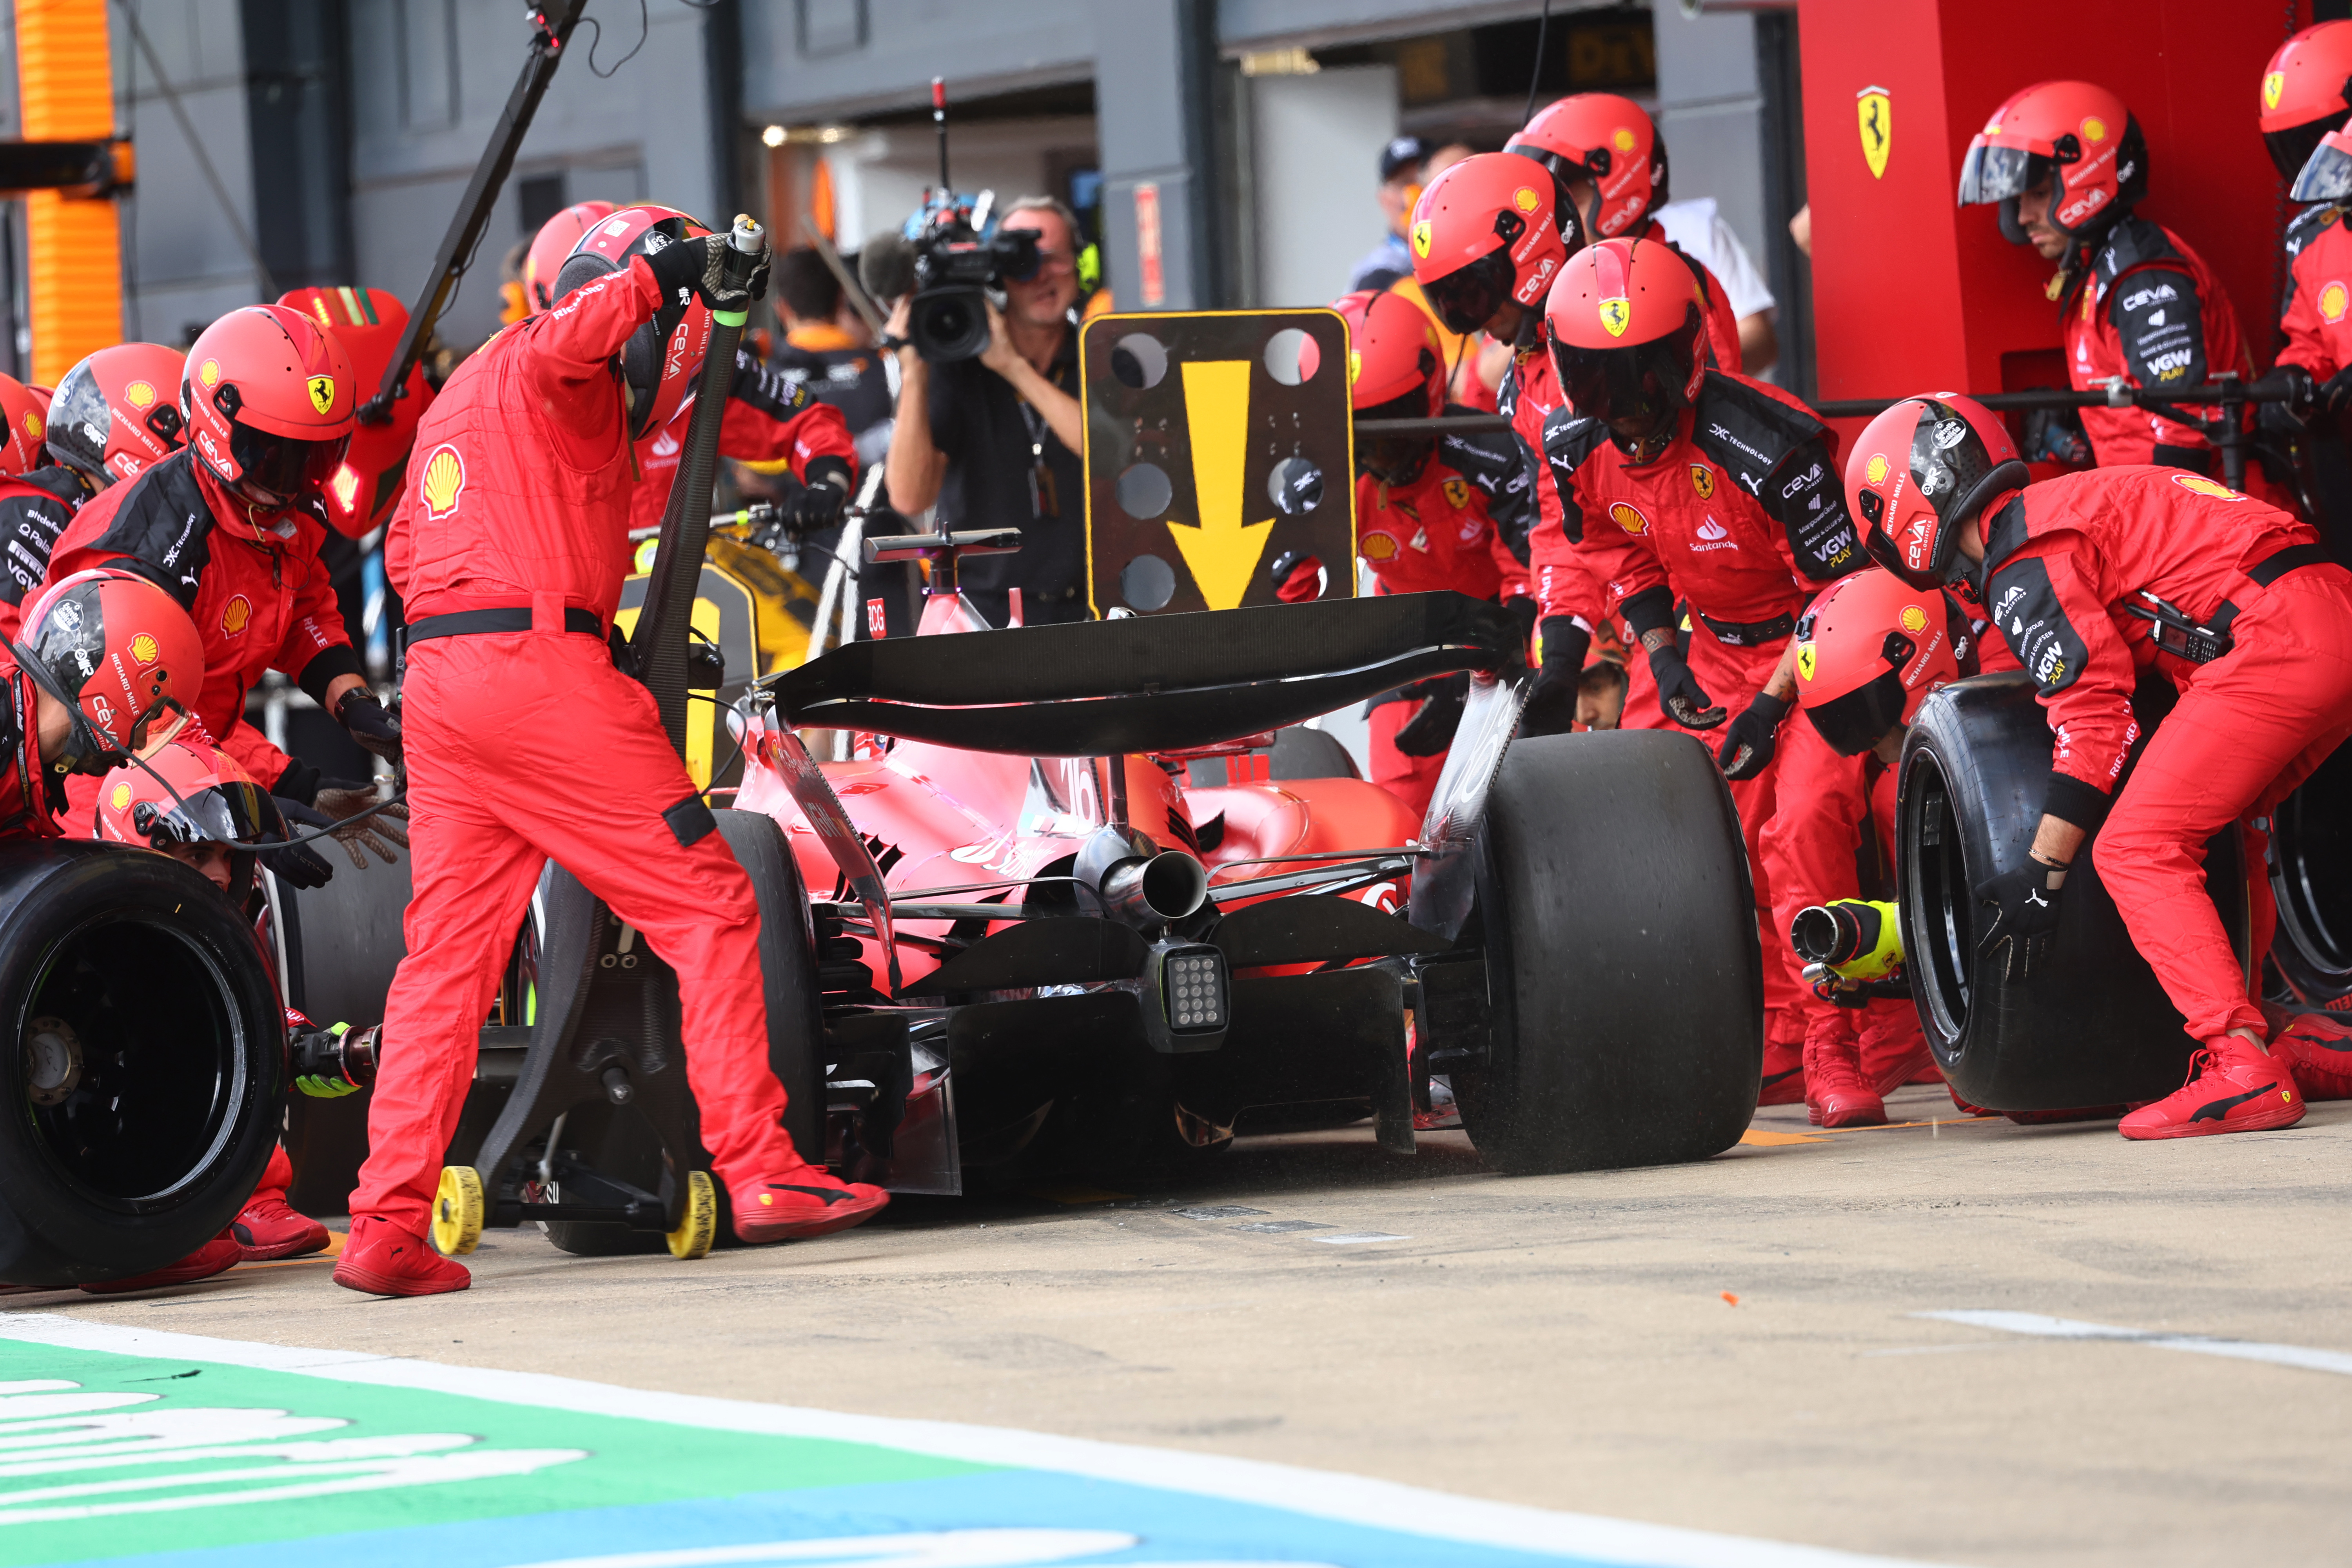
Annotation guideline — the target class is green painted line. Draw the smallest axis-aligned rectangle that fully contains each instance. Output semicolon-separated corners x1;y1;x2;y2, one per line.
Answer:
0;1338;985;1567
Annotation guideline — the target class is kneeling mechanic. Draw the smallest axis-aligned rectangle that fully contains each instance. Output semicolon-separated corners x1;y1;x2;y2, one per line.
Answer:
343;207;887;1298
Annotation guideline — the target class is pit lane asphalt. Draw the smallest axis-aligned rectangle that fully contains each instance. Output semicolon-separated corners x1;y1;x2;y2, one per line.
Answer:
17;1084;2352;1567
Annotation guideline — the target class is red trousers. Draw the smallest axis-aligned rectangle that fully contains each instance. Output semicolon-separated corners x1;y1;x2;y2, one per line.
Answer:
1686;626;1808;1052
1368;698;1445;819
2094;570;2352;1044
353;631;794;1234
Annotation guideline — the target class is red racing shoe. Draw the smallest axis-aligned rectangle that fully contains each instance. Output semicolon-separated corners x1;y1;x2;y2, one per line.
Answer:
2268;1011;2352;1100
1804;1030;1887;1128
230;1194;330;1261
1759;1037;1806;1106
2118;1045;2305;1141
80;1232;241;1294
332;1216;470;1297
731;1161;890;1244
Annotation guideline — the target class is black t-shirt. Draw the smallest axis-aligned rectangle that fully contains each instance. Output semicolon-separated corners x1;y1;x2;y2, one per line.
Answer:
771;336;893;438
927;319;1087;617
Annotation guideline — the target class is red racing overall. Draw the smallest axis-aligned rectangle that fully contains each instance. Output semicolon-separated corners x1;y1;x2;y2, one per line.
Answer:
2061;218;2250;472
1541;369;1865;1078
359;255;800;1236
1976;467;2352;1045
627;346;856;532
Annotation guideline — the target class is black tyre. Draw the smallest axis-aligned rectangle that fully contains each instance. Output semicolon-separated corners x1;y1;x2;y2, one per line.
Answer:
1898;673;2248;1110
2268;738;2352;1008
0;843;283;1286
544;809;822;1255
1454;730;1761;1174
275;848;413;1217
1269;725;1360;780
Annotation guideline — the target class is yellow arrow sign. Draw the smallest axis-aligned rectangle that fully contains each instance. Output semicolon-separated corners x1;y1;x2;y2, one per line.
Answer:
1173;359;1275;610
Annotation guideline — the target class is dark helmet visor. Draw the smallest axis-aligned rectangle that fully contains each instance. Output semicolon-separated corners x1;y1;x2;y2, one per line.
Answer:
1802;664;1911;757
1550;311;1700;430
1419;248;1517;337
227;423;350;503
1957;143;2043;205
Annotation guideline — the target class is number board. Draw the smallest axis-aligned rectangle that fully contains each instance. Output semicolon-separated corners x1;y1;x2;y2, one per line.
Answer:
1080;309;1355;617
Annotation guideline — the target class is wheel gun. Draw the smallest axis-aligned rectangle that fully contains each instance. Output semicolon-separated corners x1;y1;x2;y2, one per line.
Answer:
1790;900;1909;1007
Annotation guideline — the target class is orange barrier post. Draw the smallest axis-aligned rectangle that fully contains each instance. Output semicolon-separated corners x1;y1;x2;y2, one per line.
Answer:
16;0;122;386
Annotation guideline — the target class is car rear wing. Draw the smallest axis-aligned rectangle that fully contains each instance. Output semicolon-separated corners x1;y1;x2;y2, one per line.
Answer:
767;591;1523;757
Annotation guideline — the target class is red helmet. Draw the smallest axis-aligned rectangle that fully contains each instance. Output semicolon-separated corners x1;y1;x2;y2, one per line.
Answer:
0;374;47;473
47;344;189;489
96;740;279;901
1507;93;1667;241
13;568;207;773
1959;82;2147;247
1407;153;1570;340
524;200;618;314
183;306;356;509
549;204;714;440
2261;23;2352;183
279;285;436;537
1791;570;1962;756
1849;394;2026;592
1544;237;1704;441
1334;289;1442;414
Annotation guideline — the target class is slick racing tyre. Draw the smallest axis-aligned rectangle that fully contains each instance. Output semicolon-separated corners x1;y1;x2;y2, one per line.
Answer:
1269;725;1360;781
1898;673;2249;1111
1455;730;1761;1174
2267;737;2352;1011
0;842;283;1287
544;809;822;1256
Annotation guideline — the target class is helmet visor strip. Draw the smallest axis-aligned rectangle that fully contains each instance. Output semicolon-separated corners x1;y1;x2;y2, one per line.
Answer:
1419;249;1517;337
1957;143;2041;205
2292;129;2352;202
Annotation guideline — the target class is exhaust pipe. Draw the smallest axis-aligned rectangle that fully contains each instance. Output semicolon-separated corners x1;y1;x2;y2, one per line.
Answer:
1101;850;1209;929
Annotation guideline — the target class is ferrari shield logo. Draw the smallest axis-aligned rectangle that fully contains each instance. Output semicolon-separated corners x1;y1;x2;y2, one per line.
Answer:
1795;642;1816;682
307;375;336;415
1689;464;1714;500
1441;476;1472;510
1410;220;1432;259
1857;85;1891;180
2265;71;2286;112
1598;297;1631;338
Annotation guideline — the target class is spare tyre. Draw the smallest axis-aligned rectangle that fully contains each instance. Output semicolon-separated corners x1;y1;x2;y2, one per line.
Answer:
2267;738;2352;1009
1454;729;1761;1173
1898;673;2249;1111
0;842;283;1286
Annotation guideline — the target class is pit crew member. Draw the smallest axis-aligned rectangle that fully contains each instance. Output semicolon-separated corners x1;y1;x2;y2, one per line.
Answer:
1958;80;2252;474
0;344;188;641
1538;237;1865;1102
1505;93;1744;373
1276;288;1533;814
41;309;402;846
359;207;887;1298
1849;394;2352;1139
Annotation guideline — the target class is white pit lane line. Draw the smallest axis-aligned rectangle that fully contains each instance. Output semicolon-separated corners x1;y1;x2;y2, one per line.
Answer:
1915;1311;2352;1377
0;1313;1949;1568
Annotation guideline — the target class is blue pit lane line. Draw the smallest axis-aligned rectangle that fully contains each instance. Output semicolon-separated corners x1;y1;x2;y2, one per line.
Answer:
0;1314;1943;1568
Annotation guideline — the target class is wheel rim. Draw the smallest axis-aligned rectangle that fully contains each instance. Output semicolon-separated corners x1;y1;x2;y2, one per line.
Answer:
2271;740;2352;993
19;913;246;1209
1903;750;1975;1049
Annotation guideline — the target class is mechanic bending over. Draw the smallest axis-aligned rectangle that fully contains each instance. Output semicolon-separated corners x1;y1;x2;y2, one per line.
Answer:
37;308;405;861
1272;287;1534;816
83;740;343;1294
1536;236;1864;1108
883;195;1090;628
0;345;188;640
1959;81;2259;479
349;204;887;1299
1851;395;2352;1139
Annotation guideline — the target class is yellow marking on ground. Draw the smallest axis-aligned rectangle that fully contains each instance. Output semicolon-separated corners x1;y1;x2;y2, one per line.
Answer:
1739;1129;1826;1146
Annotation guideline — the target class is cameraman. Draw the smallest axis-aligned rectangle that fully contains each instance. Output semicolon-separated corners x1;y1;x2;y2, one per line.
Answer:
884;196;1090;627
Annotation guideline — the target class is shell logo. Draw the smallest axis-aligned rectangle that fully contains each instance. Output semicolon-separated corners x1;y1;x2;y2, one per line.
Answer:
1410;219;1432;259
2323;281;2348;324
2080;115;2107;143
1598;297;1631;338
124;380;155;409
129;633;159;665
1609;501;1649;535
2265;71;2286;111
1899;604;1929;634
110;783;131;811
1865;453;1890;486
1361;532;1398;561
1795;642;1816;682
1512;186;1541;214
1612;127;1637;153
22;412;40;442
2172;472;2246;502
419;443;466;520
307;376;336;416
1689;464;1715;500
221;595;252;636
198;358;220;388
